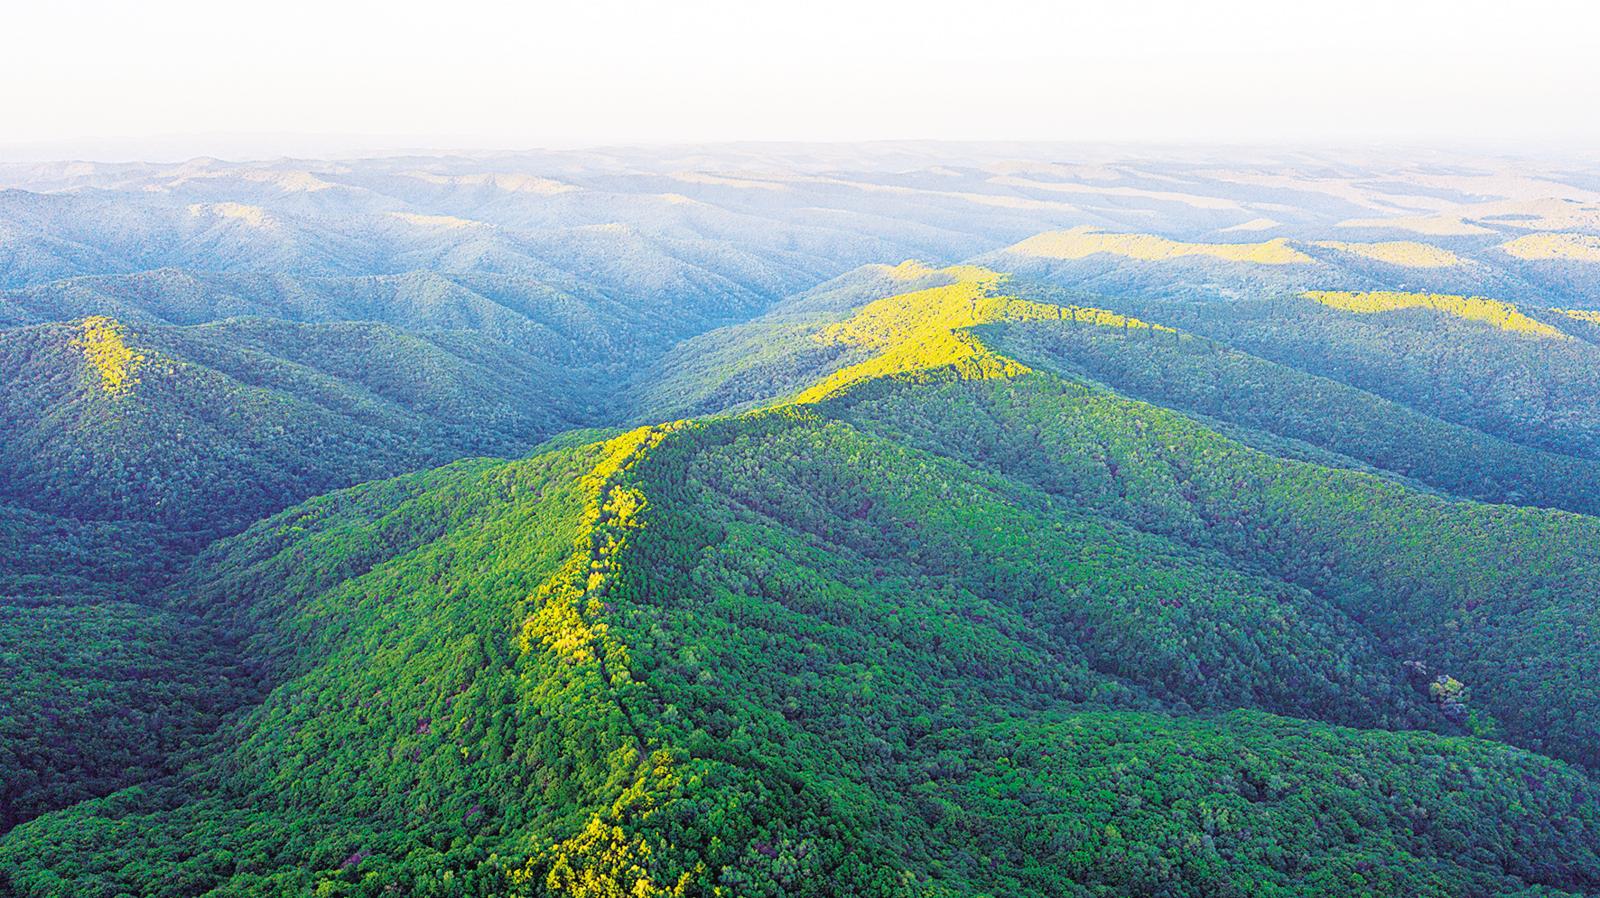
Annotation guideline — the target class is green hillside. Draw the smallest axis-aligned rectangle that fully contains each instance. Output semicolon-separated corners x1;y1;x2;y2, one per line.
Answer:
980;315;1600;515
1056;288;1600;463
0;596;255;832
0;315;594;540
7;264;1600;896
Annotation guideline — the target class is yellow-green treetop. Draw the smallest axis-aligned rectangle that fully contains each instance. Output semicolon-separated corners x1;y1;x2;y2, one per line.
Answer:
1008;226;1314;265
517;423;706;896
796;264;1172;403
1553;307;1600;325
1303;290;1569;340
74;316;146;396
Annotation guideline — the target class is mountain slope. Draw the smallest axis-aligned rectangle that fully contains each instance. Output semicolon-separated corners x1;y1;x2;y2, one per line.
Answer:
1077;288;1600;463
0;315;596;540
0;595;254;832
979;313;1600;515
7;265;1600;896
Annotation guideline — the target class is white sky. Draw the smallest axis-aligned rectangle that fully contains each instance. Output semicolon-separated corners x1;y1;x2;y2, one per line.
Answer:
3;0;1599;159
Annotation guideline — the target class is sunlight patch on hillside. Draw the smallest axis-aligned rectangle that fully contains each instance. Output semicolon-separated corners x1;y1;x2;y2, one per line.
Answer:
239;170;337;192
1312;240;1468;268
1006;226;1313;264
1500;232;1600;262
883;259;941;281
796;264;1172;402
165;168;338;193
186;202;274;228
1552;308;1600;324
387;211;487;230
1304;291;1568;340
74;316;145;396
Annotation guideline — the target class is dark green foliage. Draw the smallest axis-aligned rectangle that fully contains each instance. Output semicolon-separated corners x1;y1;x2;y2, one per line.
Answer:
630;264;957;420
611;412;1600;896
0;502;183;601
826;373;1600;770
1079;292;1600;462
0;318;586;539
8;398;1600;896
0;447;599;896
0;598;255;832
984;316;1600;514
8;258;1600;896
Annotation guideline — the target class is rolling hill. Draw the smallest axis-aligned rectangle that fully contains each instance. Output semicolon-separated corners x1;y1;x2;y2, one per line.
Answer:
7;261;1600;897
7;149;1600;896
0;314;593;539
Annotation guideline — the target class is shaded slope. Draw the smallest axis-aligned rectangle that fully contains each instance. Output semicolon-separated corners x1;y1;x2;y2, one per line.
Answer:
826;374;1600;768
0;316;592;540
0;267;752;366
981;315;1600;515
0;437;900;898
646;264;1600;767
0;597;254;833
629;261;961;420
632;262;1165;421
1072;289;1600;462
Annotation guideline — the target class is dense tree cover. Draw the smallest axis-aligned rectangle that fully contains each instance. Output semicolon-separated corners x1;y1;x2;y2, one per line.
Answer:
983;317;1600;515
0;263;947;845
825;374;1600;769
8;403;1600;895
630;262;959;420
0;303;618;838
1302;290;1568;339
0;316;594;539
9;257;1600;895
1057;289;1600;463
0;598;255;832
0;268;776;366
980;229;1580;307
0;502;182;601
0;448;603;895
0;262;951;566
632;263;1166;421
0;495;214;830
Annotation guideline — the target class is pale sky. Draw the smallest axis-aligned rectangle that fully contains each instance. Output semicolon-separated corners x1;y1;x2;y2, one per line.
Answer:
4;0;1599;159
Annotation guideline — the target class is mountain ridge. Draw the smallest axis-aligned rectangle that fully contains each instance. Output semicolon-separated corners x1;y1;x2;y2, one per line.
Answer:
8;257;1600;896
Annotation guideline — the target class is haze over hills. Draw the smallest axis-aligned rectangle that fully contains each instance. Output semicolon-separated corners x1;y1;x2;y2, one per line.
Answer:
5;145;1600;897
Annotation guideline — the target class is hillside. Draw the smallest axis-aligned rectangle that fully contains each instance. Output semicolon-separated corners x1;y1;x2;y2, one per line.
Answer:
0;315;599;540
980;311;1600;515
8;148;1600;895
7;264;1600;896
1069;287;1600;464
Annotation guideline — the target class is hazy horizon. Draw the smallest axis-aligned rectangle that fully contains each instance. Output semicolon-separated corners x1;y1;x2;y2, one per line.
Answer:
8;0;1600;162
6;136;1600;169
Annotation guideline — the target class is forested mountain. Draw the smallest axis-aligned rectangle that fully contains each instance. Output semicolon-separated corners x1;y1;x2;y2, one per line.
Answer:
0;315;591;538
6;149;1600;897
